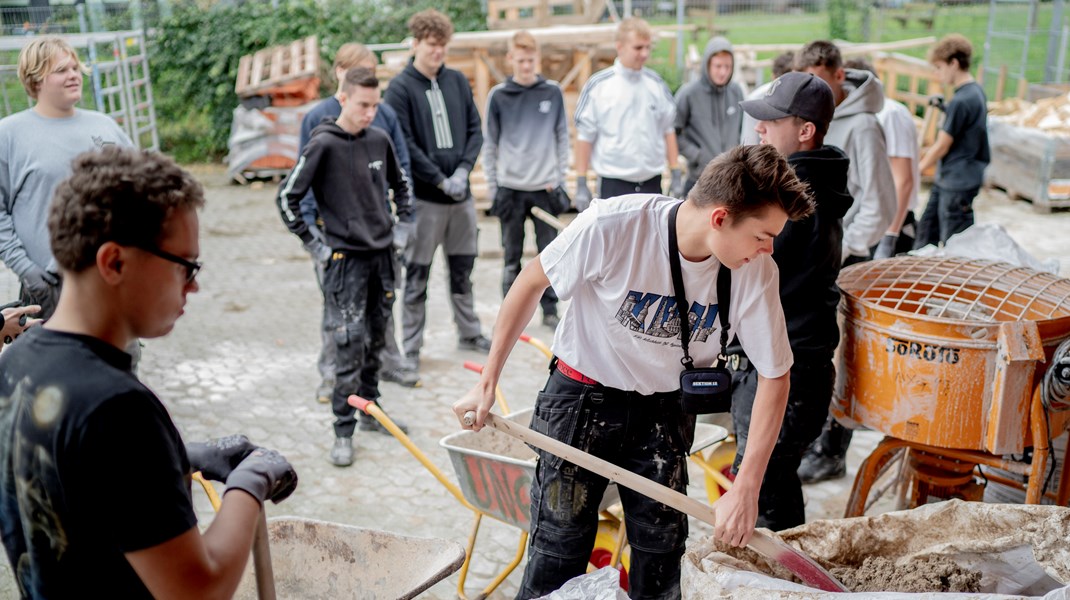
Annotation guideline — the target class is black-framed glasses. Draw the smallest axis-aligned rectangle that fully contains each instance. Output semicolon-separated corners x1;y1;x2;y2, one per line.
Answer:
132;245;202;284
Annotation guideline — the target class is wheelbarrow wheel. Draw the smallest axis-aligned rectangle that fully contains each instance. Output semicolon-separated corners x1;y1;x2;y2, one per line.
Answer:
589;519;630;591
701;440;737;504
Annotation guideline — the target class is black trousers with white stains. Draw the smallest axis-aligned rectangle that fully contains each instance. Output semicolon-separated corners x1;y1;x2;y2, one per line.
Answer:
517;366;696;600
322;248;394;437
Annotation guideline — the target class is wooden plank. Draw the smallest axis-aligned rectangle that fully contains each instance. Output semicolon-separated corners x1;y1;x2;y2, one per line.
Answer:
236;55;252;94
269;47;284;82
474;49;490;114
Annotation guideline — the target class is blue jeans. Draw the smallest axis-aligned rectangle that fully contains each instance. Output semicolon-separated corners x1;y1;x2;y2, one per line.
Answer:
914;185;978;249
322;249;395;437
729;357;834;530
516;365;696;600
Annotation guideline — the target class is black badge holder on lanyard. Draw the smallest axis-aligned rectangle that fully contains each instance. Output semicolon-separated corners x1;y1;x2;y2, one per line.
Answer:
668;202;734;414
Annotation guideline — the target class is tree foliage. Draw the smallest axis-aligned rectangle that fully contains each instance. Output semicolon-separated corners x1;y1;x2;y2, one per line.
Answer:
150;0;485;162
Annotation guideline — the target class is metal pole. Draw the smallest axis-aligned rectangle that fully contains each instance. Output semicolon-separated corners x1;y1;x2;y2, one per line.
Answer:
623;0;632;18
676;0;685;77
1045;0;1064;82
1057;25;1069;83
76;3;88;34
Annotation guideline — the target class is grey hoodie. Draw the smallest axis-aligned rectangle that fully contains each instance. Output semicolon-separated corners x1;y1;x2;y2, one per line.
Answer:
825;68;897;259
674;37;744;182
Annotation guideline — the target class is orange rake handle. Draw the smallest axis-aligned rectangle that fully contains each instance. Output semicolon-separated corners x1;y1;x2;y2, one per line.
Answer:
347;395;475;510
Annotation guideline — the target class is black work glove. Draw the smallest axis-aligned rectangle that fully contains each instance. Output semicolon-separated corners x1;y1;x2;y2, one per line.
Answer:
186;434;257;482
873;234;899;259
928;94;946;111
225;447;298;504
22;266;59;300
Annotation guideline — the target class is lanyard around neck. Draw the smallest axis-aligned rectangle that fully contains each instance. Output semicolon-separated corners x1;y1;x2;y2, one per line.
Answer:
667;202;731;370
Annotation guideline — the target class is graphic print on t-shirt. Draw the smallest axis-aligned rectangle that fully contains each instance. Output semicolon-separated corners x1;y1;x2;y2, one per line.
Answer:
615;290;718;342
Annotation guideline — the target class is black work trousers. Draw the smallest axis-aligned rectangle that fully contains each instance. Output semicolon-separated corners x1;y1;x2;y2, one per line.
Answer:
729;357;834;530
516;365;696;600
323;248;394;437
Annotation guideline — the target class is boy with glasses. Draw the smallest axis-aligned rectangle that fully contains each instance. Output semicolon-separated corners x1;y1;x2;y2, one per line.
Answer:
0;147;298;598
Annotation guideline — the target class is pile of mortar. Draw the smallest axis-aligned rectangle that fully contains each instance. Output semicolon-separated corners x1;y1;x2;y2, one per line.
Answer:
682;500;1070;599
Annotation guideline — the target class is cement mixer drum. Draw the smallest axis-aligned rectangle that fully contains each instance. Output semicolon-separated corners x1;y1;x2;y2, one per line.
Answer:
834;257;1070;455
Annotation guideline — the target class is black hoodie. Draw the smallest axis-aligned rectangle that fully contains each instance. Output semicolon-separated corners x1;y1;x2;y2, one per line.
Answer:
729;145;853;360
384;60;483;204
277;120;411;252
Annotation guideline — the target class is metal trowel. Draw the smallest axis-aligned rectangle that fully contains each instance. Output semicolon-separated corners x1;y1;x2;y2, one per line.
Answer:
465;411;849;592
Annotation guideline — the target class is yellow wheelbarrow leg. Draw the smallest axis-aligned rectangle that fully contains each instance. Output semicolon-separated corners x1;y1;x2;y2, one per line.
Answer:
690;438;737;505
348;395;526;599
519;334;553;360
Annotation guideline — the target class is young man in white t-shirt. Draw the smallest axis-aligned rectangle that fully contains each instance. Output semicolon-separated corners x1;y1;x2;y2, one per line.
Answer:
454;144;814;599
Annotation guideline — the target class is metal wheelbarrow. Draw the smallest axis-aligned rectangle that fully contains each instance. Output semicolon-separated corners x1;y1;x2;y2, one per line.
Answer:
192;475;465;599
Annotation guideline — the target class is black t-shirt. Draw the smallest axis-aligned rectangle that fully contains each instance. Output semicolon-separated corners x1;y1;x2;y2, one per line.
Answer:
0;328;197;598
937;81;991;191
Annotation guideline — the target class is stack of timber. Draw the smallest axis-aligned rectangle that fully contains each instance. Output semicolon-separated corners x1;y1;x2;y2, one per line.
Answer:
986;94;1070;212
227;36;321;182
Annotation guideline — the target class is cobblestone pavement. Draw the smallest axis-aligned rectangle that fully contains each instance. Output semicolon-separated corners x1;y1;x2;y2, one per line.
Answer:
1;169;1068;598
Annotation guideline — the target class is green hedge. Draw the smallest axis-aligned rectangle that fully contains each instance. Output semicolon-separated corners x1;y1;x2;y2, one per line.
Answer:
150;0;485;163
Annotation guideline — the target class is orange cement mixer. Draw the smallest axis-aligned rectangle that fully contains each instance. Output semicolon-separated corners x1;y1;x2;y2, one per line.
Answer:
832;257;1070;516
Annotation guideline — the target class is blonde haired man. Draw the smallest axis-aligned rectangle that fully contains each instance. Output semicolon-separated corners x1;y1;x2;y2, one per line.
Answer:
484;30;570;329
0;36;131;320
573;17;681;209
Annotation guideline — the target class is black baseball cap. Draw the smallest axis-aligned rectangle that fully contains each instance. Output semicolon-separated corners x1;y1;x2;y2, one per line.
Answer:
739;72;835;130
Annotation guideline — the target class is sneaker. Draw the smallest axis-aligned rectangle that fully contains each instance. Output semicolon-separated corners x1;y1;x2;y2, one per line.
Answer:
458;335;492;353
329;436;354;467
797;451;846;484
380;366;422;388
542;313;560;329
359;412;409;435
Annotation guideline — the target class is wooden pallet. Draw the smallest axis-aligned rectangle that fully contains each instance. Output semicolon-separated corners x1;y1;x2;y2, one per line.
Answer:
236;36;320;98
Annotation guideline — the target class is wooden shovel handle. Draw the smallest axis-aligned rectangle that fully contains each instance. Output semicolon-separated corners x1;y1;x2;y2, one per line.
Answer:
465;411;847;592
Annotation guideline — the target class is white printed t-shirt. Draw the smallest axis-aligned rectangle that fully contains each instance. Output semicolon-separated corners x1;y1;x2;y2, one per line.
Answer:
877;99;920;212
540;194;793;395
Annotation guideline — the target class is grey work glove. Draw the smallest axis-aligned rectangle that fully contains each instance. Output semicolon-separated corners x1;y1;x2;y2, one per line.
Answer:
574;175;592;212
669;168;685;199
186;435;257;482
225;447;299;505
393;220;414;252
303;224;332;263
485;182;498;204
22;266;59;300
873;234;899;259
439;167;469;201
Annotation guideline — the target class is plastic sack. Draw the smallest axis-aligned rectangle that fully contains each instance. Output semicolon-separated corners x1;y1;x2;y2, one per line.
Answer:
682;500;1070;600
911;223;1061;274
536;567;628;600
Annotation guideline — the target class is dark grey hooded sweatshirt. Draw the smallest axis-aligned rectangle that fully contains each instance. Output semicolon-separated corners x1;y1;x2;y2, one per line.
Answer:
674;36;745;183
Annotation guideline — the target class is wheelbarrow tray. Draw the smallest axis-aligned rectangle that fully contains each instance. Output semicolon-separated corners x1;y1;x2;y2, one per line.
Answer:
440;409;732;531
233;516;466;600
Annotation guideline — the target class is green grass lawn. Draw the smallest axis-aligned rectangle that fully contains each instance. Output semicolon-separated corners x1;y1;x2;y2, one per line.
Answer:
648;1;1064;98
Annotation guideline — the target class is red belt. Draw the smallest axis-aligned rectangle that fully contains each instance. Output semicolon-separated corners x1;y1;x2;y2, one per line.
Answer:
555;358;598;385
